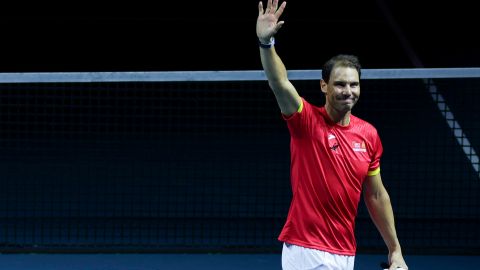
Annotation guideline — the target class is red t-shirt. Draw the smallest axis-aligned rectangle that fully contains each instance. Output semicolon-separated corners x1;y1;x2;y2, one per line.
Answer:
278;98;383;255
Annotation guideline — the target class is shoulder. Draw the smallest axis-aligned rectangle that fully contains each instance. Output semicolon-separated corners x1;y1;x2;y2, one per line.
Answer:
351;115;379;137
293;98;324;118
302;99;326;116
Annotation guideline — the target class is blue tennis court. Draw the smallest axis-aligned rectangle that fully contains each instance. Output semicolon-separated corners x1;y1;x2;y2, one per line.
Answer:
0;253;479;269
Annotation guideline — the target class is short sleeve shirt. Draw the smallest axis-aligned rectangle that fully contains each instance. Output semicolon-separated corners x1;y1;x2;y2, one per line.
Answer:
278;98;383;255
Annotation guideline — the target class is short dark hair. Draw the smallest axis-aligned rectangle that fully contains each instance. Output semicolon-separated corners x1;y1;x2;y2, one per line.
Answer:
322;54;361;83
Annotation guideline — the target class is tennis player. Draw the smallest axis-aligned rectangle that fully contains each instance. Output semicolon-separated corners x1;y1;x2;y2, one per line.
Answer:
256;1;409;269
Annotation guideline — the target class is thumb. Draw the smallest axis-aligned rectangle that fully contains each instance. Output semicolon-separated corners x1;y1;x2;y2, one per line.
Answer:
274;21;285;33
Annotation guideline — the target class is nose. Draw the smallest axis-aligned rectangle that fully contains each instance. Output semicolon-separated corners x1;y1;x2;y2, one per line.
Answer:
342;85;352;96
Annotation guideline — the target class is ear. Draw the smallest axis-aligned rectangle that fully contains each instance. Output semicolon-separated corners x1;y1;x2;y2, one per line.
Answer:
320;79;328;94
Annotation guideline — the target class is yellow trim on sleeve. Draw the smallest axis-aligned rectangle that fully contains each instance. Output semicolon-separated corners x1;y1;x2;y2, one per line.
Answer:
297;100;303;113
367;167;380;176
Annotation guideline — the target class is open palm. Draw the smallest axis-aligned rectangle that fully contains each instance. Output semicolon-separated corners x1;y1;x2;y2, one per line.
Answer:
256;0;286;43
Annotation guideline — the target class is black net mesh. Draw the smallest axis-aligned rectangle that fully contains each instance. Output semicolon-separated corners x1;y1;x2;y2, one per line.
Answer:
0;78;478;254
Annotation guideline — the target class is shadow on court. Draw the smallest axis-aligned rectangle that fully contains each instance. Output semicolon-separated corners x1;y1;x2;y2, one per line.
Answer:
0;253;478;269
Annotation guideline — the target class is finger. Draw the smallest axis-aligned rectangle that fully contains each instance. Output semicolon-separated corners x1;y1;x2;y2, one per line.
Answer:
258;1;264;16
275;1;287;18
272;0;279;12
266;0;272;13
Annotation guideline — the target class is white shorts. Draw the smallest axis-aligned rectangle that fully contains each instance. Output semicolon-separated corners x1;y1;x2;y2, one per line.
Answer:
282;242;355;270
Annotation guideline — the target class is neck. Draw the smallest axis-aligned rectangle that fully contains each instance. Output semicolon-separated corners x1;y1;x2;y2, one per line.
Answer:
325;104;351;126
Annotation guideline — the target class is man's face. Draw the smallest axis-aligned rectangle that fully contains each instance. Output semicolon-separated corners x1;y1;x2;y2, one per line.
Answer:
321;66;360;113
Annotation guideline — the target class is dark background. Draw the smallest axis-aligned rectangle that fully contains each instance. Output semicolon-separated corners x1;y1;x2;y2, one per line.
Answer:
1;0;479;72
0;0;479;255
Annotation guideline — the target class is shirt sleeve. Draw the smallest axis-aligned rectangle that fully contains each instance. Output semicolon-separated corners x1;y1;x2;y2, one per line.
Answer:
367;130;383;176
282;98;310;138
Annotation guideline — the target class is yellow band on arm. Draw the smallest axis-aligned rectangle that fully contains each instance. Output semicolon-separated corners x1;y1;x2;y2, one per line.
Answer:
297;100;303;113
367;167;380;176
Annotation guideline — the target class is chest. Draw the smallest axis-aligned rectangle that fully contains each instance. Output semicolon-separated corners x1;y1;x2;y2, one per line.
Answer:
314;126;371;163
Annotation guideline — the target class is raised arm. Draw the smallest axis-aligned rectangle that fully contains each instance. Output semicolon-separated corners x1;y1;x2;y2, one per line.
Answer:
256;0;301;116
363;173;408;270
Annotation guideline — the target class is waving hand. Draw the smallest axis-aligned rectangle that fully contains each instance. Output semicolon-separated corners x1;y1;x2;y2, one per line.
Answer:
256;0;286;43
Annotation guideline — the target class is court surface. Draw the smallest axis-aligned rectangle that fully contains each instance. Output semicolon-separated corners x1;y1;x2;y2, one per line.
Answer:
0;253;478;269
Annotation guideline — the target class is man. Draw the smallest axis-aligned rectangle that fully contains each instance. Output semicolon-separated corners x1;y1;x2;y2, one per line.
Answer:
256;1;409;269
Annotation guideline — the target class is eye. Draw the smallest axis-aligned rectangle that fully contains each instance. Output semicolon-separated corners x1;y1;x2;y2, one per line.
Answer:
334;82;346;87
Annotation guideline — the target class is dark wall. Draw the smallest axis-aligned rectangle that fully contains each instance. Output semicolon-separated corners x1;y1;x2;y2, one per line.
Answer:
1;0;479;72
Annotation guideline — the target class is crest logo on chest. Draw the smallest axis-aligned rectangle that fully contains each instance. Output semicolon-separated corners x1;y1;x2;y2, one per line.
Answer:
352;141;366;152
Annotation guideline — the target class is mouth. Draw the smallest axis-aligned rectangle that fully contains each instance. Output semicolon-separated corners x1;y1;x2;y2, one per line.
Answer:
339;98;356;104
